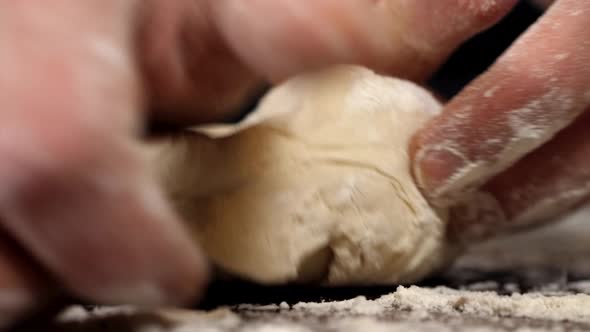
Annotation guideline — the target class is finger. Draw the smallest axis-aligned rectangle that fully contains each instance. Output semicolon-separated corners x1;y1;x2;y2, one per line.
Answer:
449;109;590;242
209;0;516;82
138;0;265;126
0;1;207;306
411;0;590;206
0;232;49;327
141;0;516;126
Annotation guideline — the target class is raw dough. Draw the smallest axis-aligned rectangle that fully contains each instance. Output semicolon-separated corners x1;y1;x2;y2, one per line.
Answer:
148;65;455;285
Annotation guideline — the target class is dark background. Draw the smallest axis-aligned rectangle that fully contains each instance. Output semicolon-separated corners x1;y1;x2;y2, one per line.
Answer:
429;1;543;98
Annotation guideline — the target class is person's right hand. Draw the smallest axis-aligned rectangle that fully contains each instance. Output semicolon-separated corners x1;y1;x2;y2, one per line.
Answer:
410;0;590;242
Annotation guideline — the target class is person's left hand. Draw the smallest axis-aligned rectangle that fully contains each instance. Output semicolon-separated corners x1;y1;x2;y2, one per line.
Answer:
0;0;516;323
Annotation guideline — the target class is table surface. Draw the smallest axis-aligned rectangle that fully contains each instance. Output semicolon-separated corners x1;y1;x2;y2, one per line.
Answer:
13;206;590;332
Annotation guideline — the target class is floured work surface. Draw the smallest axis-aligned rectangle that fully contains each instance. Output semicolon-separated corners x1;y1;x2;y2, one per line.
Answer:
17;207;590;332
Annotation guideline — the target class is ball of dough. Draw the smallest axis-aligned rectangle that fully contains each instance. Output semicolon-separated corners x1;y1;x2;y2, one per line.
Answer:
149;65;454;285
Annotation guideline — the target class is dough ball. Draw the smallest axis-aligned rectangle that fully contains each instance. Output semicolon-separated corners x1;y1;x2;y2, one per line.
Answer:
148;65;455;285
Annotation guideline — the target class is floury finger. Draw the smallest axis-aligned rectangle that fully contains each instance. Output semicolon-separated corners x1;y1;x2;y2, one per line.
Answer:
411;0;590;206
449;109;590;242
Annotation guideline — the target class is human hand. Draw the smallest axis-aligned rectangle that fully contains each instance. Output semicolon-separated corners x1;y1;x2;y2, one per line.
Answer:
410;0;590;242
0;0;517;324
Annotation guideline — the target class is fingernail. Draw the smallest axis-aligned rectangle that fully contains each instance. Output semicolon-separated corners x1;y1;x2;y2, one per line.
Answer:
413;146;468;205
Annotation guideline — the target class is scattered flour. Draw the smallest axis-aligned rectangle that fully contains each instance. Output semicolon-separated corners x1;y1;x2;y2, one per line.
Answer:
288;286;590;324
54;284;590;332
292;296;385;316
390;286;590;322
